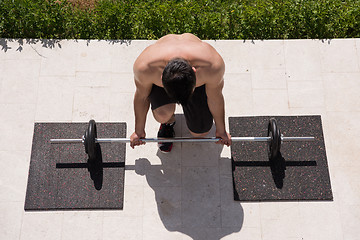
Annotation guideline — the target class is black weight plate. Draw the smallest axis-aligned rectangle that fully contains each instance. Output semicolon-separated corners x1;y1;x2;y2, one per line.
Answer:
267;118;281;159
84;127;89;154
86;119;97;160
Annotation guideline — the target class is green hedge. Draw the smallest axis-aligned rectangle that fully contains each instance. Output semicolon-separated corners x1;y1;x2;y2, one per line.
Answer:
1;0;359;39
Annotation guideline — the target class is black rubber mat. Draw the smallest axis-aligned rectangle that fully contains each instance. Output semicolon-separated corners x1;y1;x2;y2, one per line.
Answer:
229;116;333;201
25;122;126;211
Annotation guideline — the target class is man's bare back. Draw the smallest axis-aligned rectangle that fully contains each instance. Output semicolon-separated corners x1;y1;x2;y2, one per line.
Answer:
133;33;225;89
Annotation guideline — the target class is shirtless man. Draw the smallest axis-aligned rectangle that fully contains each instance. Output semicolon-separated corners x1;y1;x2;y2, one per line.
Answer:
130;33;232;152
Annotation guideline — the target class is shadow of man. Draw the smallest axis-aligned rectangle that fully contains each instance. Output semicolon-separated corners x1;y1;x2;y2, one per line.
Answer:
134;124;244;239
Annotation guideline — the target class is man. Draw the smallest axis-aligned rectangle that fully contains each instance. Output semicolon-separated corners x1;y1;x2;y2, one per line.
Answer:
130;33;231;152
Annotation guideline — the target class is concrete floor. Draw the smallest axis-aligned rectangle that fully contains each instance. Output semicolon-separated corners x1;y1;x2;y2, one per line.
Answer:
0;38;360;240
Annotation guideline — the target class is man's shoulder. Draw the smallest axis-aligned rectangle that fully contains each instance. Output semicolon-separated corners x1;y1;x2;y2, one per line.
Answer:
188;41;223;66
134;46;156;71
134;43;165;67
133;56;149;74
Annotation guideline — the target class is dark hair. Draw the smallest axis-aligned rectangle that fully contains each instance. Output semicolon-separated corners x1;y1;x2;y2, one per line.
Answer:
162;58;196;106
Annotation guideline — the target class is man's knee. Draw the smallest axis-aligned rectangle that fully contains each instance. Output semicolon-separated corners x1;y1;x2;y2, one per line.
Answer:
152;104;176;123
189;130;209;138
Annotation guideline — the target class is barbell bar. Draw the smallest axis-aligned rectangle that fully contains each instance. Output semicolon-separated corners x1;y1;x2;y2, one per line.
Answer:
50;118;315;161
50;136;313;144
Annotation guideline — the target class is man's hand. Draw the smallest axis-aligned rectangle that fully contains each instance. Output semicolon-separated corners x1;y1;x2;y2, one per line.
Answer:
130;131;146;149
215;131;232;147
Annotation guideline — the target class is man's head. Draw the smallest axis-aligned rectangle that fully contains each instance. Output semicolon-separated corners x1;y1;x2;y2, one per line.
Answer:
162;58;196;106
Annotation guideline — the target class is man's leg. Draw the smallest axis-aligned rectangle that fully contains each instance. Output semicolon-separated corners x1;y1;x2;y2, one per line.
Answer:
152;103;176;124
189;130;209;138
152;103;209;138
152;104;176;153
148;85;177;152
183;85;214;137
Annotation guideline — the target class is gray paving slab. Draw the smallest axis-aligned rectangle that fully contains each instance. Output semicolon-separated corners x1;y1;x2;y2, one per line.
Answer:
284;39;323;81
0;38;359;240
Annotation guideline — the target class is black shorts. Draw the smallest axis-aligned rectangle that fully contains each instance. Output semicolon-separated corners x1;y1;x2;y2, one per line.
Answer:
148;84;213;134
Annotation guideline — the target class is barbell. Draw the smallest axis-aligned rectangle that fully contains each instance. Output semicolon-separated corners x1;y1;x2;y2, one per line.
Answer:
50;118;315;161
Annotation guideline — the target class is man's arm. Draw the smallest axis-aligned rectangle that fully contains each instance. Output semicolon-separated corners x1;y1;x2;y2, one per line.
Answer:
133;79;151;134
206;80;226;132
205;80;231;146
130;67;153;148
204;62;232;146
